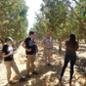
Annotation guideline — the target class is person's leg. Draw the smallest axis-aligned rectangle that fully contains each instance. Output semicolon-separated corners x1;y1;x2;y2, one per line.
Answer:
28;55;38;75
43;48;48;64
4;61;11;83
31;55;35;72
60;56;69;81
70;57;76;85
11;60;22;79
26;55;32;75
11;60;25;81
47;49;52;65
0;51;3;63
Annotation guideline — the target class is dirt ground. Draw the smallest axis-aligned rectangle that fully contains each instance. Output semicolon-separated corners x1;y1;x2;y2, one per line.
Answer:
0;43;86;86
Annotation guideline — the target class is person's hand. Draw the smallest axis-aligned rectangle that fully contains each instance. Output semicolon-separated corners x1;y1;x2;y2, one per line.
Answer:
26;48;31;52
3;55;6;58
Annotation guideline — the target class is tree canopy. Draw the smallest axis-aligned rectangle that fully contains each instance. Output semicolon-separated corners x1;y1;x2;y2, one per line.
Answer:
32;0;86;41
0;0;28;41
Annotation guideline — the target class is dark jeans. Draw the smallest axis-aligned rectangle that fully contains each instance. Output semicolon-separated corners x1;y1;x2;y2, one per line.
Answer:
60;53;76;81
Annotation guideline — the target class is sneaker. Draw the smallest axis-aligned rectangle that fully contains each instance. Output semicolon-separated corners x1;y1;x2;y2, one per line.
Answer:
19;77;26;82
47;63;52;66
59;77;62;82
69;80;72;86
9;80;16;84
32;71;39;75
25;74;31;78
4;80;16;86
4;83;9;86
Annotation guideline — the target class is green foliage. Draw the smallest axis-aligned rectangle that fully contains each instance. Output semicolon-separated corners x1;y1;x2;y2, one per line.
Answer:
33;0;69;39
80;0;86;19
75;0;86;39
0;0;28;41
32;0;86;40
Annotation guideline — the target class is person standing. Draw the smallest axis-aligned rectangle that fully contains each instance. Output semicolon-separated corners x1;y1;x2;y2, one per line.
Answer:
59;34;79;85
22;31;38;77
2;38;25;85
42;31;53;66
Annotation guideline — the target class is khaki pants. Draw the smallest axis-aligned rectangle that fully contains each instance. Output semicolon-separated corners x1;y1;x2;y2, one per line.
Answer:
43;48;53;63
26;55;35;75
4;60;21;82
0;51;3;63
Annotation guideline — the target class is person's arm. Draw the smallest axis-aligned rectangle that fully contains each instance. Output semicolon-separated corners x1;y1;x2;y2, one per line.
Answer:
21;41;25;48
3;51;13;58
2;46;15;58
22;41;31;52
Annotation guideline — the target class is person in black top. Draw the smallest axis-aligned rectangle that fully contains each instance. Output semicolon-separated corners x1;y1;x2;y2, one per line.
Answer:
59;34;79;85
22;31;38;77
2;38;25;85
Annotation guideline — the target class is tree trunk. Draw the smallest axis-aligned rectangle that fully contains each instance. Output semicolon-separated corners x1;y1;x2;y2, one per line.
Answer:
58;39;62;53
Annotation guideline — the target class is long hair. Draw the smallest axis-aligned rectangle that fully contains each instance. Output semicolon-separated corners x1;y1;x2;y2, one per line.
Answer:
69;34;76;42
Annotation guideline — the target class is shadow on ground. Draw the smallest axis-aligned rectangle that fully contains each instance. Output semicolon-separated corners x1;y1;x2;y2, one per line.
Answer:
11;59;64;86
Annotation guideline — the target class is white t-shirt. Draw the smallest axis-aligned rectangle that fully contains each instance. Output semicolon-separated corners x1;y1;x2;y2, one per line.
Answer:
8;45;13;52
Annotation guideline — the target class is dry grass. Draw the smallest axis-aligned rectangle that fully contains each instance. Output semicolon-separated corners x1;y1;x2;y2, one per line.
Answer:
0;44;86;86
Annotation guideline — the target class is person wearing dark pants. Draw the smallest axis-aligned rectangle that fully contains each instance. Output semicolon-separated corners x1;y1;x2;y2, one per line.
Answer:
59;34;79;85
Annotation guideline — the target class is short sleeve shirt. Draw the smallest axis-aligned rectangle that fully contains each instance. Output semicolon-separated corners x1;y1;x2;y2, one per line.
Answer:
2;44;13;61
42;37;53;49
24;37;38;55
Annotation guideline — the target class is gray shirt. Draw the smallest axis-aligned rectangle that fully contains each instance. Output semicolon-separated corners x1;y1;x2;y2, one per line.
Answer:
42;37;53;49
